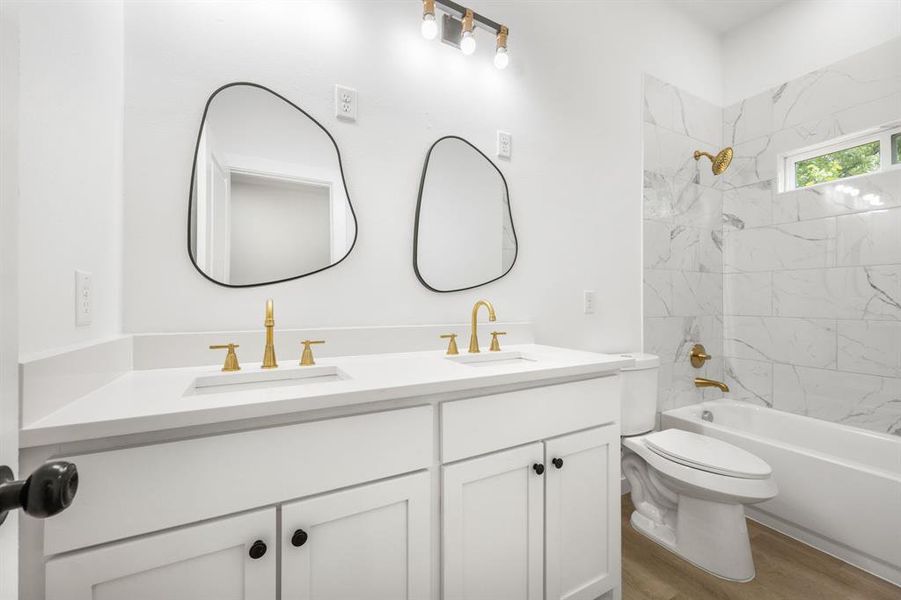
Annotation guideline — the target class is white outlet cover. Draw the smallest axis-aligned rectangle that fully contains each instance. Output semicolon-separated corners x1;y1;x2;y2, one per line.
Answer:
335;84;357;121
583;290;596;315
75;270;92;326
497;130;512;159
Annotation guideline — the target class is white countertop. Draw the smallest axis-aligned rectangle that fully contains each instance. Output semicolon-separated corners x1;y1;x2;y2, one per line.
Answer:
21;344;632;448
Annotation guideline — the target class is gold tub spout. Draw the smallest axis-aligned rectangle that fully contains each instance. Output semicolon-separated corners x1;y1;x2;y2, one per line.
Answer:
695;377;729;392
468;300;496;353
262;299;277;369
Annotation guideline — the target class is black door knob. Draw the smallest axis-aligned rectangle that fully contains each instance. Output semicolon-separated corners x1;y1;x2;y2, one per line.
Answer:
291;528;308;547
0;461;79;526
248;540;267;559
552;458;564;469
532;463;545;475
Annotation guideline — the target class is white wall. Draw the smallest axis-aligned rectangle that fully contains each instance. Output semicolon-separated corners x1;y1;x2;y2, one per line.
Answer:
723;0;901;105
16;0;124;358
121;0;722;354
0;2;20;595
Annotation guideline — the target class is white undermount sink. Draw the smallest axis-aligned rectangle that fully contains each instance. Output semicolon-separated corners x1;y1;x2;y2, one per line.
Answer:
185;365;347;396
446;350;537;368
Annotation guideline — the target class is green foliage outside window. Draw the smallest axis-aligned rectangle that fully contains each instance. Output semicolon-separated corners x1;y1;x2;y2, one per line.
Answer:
795;141;880;188
893;133;900;164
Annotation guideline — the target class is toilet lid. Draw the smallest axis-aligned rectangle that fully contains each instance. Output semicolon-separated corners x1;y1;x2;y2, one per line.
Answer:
644;429;772;479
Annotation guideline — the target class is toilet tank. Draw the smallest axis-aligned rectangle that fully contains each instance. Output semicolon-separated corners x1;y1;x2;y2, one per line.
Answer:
618;353;660;436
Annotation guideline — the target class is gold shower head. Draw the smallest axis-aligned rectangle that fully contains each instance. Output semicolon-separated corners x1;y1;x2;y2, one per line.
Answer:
694;147;733;175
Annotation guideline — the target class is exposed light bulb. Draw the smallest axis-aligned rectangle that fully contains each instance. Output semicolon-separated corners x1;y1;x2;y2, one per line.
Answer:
494;47;508;69
421;13;438;40
460;9;476;55
460;31;476;55
494;26;509;69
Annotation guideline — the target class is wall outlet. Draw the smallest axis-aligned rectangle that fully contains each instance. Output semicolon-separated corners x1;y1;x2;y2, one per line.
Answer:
75;270;92;326
583;290;596;315
335;84;357;121
497;130;512;159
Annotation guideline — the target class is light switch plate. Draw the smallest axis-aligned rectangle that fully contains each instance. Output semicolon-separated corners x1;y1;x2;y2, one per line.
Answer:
497;130;512;159
583;290;596;315
75;270;92;326
335;84;357;121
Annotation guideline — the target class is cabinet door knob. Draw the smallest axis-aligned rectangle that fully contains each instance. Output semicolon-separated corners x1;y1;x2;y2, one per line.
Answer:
552;458;564;469
248;540;267;559
291;528;308;547
532;463;545;475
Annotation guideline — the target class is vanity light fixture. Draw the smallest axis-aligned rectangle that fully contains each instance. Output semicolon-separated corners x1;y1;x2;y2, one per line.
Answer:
420;0;438;40
494;26;509;69
420;0;509;68
460;9;476;55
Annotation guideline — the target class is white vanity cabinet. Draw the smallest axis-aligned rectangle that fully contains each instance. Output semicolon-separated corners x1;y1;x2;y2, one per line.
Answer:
544;427;620;600
25;363;624;600
45;473;433;600
443;443;546;600
45;508;276;600
442;426;620;600
281;472;432;599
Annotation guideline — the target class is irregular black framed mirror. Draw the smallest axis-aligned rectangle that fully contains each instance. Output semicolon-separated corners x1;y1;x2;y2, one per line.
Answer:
188;82;357;287
413;136;517;293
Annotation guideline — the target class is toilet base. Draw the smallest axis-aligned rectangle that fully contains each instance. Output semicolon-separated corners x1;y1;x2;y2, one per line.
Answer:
629;495;755;582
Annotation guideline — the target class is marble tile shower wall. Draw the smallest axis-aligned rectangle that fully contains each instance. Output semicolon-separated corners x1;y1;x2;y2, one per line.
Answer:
643;75;725;412
720;38;901;436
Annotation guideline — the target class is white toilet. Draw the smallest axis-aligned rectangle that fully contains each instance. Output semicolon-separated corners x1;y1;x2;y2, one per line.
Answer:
618;353;778;582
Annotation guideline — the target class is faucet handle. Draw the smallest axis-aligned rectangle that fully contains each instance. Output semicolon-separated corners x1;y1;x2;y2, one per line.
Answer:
690;343;711;368
440;334;459;356
300;340;325;366
489;331;507;352
209;344;241;372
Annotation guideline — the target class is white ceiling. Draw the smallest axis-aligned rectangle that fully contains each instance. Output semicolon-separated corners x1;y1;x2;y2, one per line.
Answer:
667;0;789;34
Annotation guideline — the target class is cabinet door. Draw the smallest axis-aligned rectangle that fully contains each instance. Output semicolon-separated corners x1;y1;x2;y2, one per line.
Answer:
45;508;275;600
281;471;431;600
443;443;544;600
545;426;621;600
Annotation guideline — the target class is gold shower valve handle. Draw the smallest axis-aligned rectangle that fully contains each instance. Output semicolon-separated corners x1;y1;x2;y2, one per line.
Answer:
209;344;241;372
440;334;459;356
690;343;711;368
489;331;507;352
300;340;325;366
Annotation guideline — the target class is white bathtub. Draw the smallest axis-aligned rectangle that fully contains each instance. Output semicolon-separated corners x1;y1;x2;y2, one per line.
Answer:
662;400;901;586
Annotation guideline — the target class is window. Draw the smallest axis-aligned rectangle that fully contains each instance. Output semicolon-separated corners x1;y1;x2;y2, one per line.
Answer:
780;122;901;191
794;141;880;188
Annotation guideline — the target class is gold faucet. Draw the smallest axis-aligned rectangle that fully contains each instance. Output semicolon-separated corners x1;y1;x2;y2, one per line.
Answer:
440;334;460;355
469;300;496;353
209;343;240;372
695;377;729;392
300;340;325;366
262;299;277;369
489;331;506;352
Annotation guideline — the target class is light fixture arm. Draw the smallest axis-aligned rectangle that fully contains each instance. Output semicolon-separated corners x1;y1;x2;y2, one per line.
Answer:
462;8;474;34
433;0;508;37
496;25;508;49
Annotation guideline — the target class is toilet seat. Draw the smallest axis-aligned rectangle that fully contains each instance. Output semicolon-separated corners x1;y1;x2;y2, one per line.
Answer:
644;429;772;480
622;433;777;505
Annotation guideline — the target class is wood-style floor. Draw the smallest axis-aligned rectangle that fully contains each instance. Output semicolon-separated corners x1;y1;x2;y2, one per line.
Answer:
621;495;901;600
